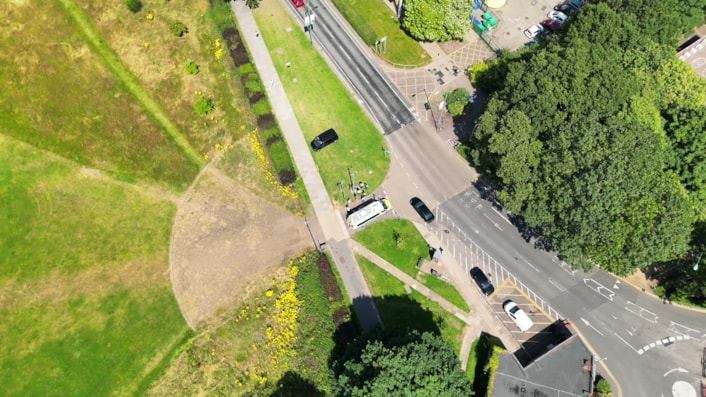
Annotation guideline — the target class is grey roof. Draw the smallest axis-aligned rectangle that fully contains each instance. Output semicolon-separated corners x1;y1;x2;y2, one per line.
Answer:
493;335;593;397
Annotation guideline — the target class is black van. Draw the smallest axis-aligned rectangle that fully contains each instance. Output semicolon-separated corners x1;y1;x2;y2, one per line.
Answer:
311;128;339;152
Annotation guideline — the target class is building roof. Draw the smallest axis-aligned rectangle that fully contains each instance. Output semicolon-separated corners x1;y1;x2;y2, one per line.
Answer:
493;334;594;397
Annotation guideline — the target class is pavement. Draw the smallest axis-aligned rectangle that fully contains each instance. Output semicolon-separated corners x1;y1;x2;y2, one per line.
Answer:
231;0;517;368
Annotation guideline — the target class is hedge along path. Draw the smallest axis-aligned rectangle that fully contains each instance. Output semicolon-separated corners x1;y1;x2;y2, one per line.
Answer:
54;0;206;168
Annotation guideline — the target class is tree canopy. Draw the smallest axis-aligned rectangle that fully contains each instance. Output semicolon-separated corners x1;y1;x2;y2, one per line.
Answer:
330;330;473;397
468;3;706;275
401;0;471;42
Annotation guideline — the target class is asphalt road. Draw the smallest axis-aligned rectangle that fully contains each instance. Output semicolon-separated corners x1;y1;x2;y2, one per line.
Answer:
436;189;706;397
288;0;416;134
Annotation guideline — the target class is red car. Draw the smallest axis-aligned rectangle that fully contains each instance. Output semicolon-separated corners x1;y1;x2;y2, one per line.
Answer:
292;0;304;8
541;18;562;33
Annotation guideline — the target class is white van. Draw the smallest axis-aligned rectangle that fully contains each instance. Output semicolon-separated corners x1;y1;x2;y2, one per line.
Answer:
347;198;392;229
503;300;533;331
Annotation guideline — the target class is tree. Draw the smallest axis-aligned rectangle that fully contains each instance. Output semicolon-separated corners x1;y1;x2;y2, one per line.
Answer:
446;88;470;117
245;0;261;9
467;3;700;275
331;330;473;396
401;0;471;42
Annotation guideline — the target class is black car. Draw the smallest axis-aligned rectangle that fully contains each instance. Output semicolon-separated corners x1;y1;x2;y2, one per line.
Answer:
554;3;579;13
410;197;434;223
470;267;494;296
311;128;339;152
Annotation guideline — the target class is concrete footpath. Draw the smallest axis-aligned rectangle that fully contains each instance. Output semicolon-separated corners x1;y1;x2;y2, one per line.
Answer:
231;1;382;333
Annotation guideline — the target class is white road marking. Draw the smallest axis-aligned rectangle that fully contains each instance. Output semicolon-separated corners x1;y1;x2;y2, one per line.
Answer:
584;278;615;301
614;333;640;354
548;278;565;291
580;317;605;336
663;368;688;377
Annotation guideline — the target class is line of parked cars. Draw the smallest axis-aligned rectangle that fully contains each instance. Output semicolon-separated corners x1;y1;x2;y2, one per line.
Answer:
524;0;582;39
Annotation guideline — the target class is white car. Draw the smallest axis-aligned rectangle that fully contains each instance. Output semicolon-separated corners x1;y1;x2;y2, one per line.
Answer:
547;10;569;24
503;300;534;331
524;24;544;39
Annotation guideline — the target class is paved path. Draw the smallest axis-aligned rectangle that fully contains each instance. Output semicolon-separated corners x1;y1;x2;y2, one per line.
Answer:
231;0;382;333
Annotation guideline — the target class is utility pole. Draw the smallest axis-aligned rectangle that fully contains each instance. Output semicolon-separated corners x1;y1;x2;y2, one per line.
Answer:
423;88;440;131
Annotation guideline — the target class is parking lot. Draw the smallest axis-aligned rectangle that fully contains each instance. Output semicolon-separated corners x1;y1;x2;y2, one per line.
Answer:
488;279;573;365
481;0;569;50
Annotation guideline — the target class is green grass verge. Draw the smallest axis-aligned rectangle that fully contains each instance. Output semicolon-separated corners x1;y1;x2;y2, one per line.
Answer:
253;1;390;202
353;219;428;277
354;219;470;311
419;273;470;312
0;136;190;396
329;0;430;66
357;256;464;352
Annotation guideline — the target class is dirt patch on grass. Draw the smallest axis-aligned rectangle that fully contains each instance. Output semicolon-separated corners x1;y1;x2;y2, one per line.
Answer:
169;165;309;328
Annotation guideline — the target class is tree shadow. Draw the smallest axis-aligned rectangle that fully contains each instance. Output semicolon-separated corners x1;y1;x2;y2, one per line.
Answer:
451;90;489;142
269;371;325;397
329;294;442;368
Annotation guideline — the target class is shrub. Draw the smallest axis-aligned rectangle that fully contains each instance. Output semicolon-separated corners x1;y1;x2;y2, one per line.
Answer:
446;88;470;117
184;61;199;75
126;0;143;13
194;97;214;116
169;20;189;37
595;378;614;397
252;99;270;116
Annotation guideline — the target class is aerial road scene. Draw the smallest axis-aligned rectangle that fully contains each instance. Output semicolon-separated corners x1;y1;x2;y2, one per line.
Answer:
3;0;706;396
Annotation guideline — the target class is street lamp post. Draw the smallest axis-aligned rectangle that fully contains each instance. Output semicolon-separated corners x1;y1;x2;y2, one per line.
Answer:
423;88;440;131
347;166;355;193
694;252;702;271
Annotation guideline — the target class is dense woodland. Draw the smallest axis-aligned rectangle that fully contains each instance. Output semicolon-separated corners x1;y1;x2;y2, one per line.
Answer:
469;0;706;303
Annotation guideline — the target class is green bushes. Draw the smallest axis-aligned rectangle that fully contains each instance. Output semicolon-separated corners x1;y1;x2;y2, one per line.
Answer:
169;20;189;37
184;61;199;75
126;0;142;13
194;97;214;116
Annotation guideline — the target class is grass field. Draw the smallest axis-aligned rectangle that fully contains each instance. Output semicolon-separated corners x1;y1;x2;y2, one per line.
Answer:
1;0;285;395
357;256;465;352
0;136;190;396
329;0;430;66
353;219;470;312
147;253;335;396
0;0;200;190
253;1;390;201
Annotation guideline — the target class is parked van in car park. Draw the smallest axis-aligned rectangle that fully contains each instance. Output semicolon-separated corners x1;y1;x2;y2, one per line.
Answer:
503;300;533;331
311;128;339;152
347;198;392;229
470;267;494;296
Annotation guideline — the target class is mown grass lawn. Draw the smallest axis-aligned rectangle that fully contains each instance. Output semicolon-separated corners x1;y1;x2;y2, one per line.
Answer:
253;1;390;202
357;256;465;352
0;136;190;396
354;219;470;312
329;0;430;66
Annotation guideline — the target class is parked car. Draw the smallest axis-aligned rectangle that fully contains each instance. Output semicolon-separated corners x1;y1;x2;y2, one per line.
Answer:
310;128;339;152
470;267;494;296
410;197;435;223
524;24;544;39
291;0;305;7
503;300;533;331
547;10;569;24
541;18;562;33
554;0;581;13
